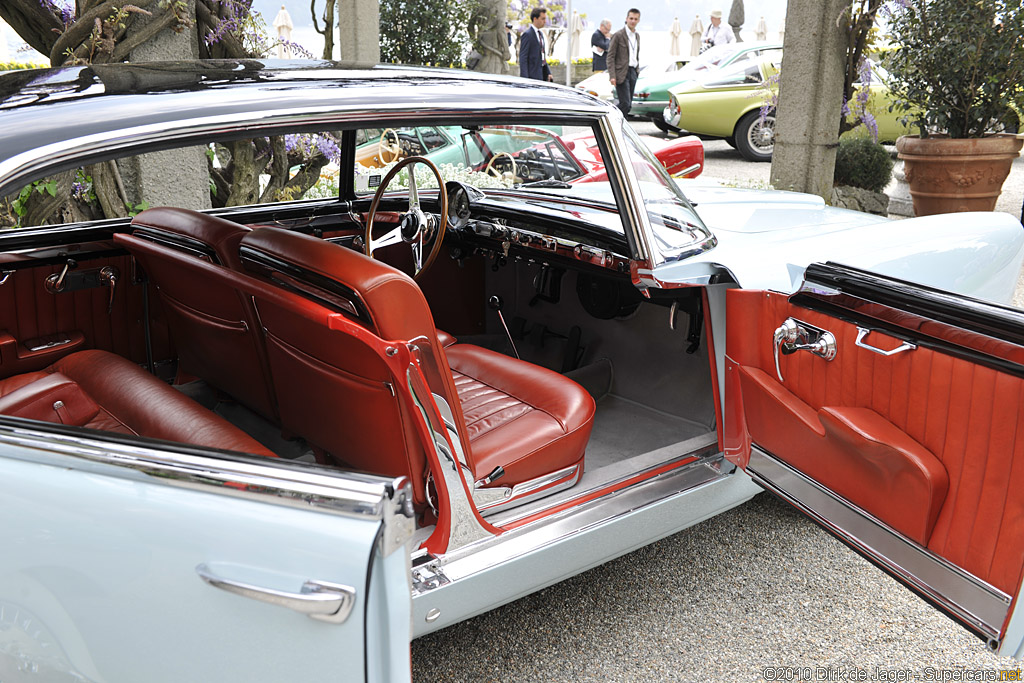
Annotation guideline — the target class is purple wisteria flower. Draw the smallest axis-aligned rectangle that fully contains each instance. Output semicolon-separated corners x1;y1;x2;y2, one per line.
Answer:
39;0;74;26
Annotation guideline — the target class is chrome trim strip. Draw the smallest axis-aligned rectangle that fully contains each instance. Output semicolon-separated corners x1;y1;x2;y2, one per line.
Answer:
476;463;582;515
0;419;414;527
495;442;719;527
747;447;1011;643
416;457;730;592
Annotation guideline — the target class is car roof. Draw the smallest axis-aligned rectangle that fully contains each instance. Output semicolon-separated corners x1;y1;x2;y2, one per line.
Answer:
0;59;611;196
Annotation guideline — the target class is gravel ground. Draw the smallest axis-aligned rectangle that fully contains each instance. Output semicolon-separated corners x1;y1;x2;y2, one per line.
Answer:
411;125;1024;681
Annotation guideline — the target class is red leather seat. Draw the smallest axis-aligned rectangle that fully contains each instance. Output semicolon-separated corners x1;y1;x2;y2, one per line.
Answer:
237;227;594;504
0;349;275;457
118;208;278;421
445;343;594;486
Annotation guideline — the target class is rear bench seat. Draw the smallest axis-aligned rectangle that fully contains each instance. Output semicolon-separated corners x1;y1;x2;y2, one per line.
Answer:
0;349;275;457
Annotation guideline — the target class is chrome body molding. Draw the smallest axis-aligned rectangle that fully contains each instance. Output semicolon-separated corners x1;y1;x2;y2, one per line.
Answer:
746;447;1011;645
475;463;583;515
412;457;762;633
0;418;415;553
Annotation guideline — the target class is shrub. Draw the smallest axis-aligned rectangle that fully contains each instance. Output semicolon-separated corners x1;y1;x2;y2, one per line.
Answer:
882;0;1024;138
833;136;893;193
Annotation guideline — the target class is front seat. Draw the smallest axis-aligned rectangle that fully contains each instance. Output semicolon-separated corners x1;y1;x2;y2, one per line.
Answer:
236;227;595;509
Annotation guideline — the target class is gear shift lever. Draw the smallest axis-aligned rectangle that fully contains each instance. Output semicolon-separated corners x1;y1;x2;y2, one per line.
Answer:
488;295;520;360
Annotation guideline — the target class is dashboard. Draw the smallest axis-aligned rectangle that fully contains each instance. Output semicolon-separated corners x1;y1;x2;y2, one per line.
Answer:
442;181;632;276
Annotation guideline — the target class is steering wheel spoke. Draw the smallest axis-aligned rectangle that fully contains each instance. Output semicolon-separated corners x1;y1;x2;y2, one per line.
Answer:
367;224;404;255
364;156;448;281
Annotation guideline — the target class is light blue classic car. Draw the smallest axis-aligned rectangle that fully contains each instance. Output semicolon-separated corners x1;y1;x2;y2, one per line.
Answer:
1;61;1024;682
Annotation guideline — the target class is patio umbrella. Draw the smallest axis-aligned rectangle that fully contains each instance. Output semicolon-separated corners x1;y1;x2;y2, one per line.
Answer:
571;11;584;58
778;22;785;42
756;16;767;41
670;17;682;57
729;0;744;42
272;5;294;58
689;15;703;56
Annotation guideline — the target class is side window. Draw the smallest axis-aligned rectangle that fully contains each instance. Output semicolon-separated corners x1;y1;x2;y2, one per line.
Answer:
2;131;342;230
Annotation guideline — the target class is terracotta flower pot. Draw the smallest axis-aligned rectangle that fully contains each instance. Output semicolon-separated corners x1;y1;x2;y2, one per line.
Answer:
895;134;1023;216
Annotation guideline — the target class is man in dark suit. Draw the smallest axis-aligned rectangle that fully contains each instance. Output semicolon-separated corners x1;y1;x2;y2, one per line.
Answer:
591;19;611;72
606;8;641;116
519;7;553;81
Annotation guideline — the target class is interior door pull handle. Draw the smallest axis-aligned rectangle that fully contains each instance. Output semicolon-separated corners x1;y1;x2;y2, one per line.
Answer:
195;564;356;624
855;327;917;356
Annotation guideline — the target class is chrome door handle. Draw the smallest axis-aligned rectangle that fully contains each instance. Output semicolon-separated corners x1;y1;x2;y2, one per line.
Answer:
855;327;917;356
195;564;356;624
772;317;837;382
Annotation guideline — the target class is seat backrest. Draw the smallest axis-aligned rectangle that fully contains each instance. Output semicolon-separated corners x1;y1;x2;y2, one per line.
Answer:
237;227;473;504
116;209;278;421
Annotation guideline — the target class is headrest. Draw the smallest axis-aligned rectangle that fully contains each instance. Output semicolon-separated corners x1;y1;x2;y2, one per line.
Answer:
131;207;250;270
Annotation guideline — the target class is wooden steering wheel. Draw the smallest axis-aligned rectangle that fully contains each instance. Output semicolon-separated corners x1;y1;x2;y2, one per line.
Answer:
364;156;448;280
378;128;402;164
485;151;518;179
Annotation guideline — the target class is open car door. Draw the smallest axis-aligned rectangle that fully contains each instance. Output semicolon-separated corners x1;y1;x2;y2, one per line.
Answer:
724;262;1024;657
0;429;414;682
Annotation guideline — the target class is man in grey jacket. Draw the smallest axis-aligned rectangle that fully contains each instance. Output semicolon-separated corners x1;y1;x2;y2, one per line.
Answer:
606;8;640;116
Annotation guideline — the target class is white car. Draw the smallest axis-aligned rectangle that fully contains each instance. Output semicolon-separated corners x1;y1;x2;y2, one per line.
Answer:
2;62;1024;682
575;56;690;106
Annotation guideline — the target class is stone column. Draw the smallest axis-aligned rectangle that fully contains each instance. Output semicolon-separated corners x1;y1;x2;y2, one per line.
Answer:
125;0;211;212
768;0;847;200
337;0;380;63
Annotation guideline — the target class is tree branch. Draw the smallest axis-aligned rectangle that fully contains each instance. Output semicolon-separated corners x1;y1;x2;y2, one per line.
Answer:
0;1;65;59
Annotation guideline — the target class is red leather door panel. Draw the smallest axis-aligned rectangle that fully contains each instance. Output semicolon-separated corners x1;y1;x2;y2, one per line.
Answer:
0;255;173;378
725;288;1024;597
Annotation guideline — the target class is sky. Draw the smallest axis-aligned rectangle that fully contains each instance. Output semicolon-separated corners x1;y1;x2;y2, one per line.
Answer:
4;0;791;63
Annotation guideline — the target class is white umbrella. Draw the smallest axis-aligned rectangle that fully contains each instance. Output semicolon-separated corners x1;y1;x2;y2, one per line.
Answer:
670;17;682;57
689;15;703;56
272;5;294;59
779;22;786;42
756;16;768;41
571;11;584;59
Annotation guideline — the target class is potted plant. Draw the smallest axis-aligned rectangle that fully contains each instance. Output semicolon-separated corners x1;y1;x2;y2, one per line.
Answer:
883;0;1023;216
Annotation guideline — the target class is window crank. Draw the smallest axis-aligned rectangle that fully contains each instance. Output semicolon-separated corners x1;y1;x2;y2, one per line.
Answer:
99;266;118;314
772;317;837;382
45;258;78;294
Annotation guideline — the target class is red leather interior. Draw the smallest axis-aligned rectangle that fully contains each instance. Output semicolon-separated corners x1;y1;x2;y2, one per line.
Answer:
0;349;274;457
239;226;594;499
239;227;474;450
116;216;278;421
726;289;1024;595
133;207;252;270
447;344;593;484
0;255;173;377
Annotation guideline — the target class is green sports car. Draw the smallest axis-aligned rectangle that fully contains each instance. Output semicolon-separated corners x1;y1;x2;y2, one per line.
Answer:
663;52;915;161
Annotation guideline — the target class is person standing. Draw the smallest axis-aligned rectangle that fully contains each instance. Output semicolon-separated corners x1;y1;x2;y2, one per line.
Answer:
606;8;641;116
702;9;735;50
591;19;612;72
519;8;553;82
